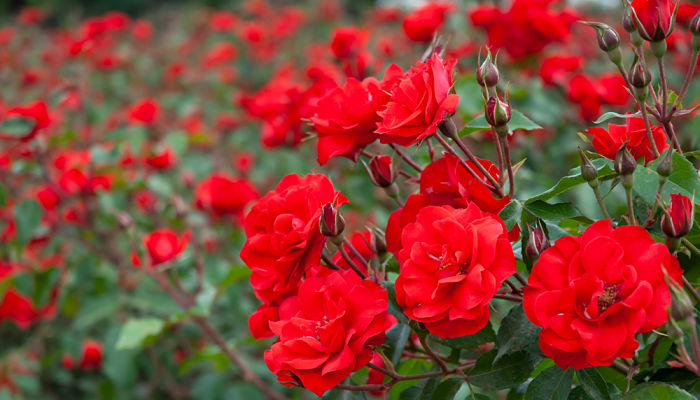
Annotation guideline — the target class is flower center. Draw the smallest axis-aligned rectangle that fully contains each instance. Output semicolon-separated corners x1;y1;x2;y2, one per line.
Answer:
597;283;620;314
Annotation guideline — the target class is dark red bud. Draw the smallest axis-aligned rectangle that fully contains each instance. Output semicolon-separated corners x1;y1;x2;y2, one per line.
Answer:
661;194;693;238
320;203;345;239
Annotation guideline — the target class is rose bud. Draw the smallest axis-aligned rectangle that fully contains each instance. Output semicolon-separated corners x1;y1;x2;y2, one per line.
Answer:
623;7;637;33
370;227;387;256
578;146;599;186
319;203;345;241
661;193;693;238
525;223;551;261
628;59;651;89
476;53;499;88
614;143;638;177
485;96;511;131
365;155;397;188
656;149;674;178
630;0;676;43
690;11;700;51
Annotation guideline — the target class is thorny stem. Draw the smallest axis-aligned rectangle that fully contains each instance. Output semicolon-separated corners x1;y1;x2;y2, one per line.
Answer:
592;186;614;223
493;132;505;184
418;334;449;374
338;244;367;279
433;132;501;196
661;119;683;155
682;276;700;305
499;134;515;198
389;143;423;172
334;361;476;392
636;45;660;106
320;253;342;270
640;102;660;158
682;238;700;257
145;270;290;400
624;187;637;225
672;50;699;113
343;237;370;274
514;273;527;286
658;57;669;119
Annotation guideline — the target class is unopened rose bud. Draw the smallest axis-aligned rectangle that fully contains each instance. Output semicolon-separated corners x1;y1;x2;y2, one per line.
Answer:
631;0;676;44
584;22;621;56
662;194;693;238
370;227;387;256
485;96;511;132
320;203;345;241
476;54;499;88
656;149;674;178
691;11;700;51
628;59;651;89
578;146;599;186
623;7;637;33
365;155;397;188
614;143;637;179
668;279;695;333
525;224;550;261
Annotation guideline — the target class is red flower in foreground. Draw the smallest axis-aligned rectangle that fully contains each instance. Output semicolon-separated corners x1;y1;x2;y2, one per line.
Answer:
241;174;347;338
395;204;516;338
586;116;668;164
142;229;190;267
264;269;392;396
631;0;676;41
127;98;160;125
402;2;454;42
194;173;258;219
386;153;513;254
377;54;458;146
311;66;401;164
78;340;103;370
523;220;683;369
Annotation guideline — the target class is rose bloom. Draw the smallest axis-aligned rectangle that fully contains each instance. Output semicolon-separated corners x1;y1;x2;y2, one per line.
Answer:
329;26;367;58
145;146;176;170
402;2;454;42
142;229;190;267
311;65;401;164
0;262;56;329
377;54;458;146
395;204;516;338
0;101;51;142
126;98;160;125
631;0;675;41
523;220;683;369
264;269;393;396
240;173;347;315
194;172;258;219
586;116;668;164
386;153;513;254
78;340;103;370
539;54;583;86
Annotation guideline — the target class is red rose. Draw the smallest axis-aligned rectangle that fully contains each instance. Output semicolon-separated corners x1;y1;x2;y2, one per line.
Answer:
240;174;347;306
145;146;176;169
402;2;454;42
127;98;160;125
311;76;386;164
0;262;55;329
78;340;103;370
662;193;693;238
142;229;190;267
523;220;683;369
395;204;516;338
377;54;458;146
194;173;258;219
329;26;367;58
0;101;51;142
202;42;238;67
386;153;512;254
539;54;583;86
631;0;675;41
586;116;668;164
264;269;392;396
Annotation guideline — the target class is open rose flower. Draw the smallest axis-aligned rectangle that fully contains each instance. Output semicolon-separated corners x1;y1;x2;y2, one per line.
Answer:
0;101;51;142
142;229;190;267
264;269;393;396
395;204;516;338
241;174;347;338
586;116;668;164
194;172;258;219
386;153;514;254
523;220;683;369
376;54;458;146
402;2;454;42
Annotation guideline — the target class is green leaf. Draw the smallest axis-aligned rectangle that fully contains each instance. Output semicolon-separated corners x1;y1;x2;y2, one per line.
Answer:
523;201;592;224
619;383;694;399
576;368;611;400
0;184;7;207
524;366;573;400
431;322;495;350
455;75;484;116
593;112;635;124
431;378;463;400
166;131;189;156
526;158;615;204
13;200;42;245
0;117;35;137
385;323;411;366
496;305;542;361
634;152;700;206
469;350;540;390
115;317;165;349
499;200;522;231
458;110;541;136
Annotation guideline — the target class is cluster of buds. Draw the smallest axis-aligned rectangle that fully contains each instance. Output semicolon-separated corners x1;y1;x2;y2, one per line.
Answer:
477;50;511;137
